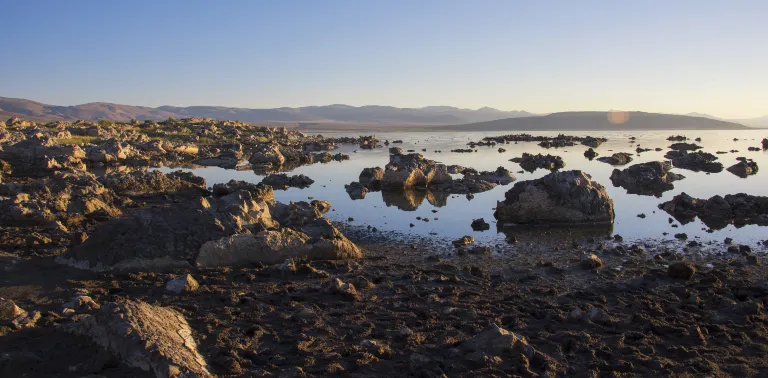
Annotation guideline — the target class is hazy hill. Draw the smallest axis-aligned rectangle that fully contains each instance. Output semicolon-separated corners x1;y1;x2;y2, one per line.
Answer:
439;111;749;131
731;116;768;129
0;96;532;125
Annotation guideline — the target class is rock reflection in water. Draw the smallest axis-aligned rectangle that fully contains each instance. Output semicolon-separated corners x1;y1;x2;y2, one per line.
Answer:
496;223;613;245
381;188;449;211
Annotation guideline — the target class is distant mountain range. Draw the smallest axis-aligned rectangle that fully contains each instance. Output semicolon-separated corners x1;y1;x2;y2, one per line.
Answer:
685;112;768;128
0;96;761;131
0;97;532;125
435;111;749;131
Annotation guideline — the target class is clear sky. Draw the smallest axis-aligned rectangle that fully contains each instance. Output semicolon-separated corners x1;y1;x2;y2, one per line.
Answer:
1;0;766;118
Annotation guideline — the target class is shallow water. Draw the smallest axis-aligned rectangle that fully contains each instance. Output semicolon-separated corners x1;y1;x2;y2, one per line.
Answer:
157;130;768;246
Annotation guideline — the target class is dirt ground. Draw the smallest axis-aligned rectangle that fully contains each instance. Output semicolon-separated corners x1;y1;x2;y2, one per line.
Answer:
1;226;767;378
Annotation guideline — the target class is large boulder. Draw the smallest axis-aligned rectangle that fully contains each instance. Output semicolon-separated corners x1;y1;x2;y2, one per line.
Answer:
100;170;207;197
494;170;614;225
66;300;211;377
381;153;452;189
58;191;277;271
609;161;685;197
248;142;285;166
196;218;361;267
0;138;87;176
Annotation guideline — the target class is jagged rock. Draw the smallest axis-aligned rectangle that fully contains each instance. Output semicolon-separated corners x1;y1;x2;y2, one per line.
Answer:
668;261;696;280
344;182;369;200
100;170;206;197
0;297;26;321
609;161;685;197
389;147;404;155
65;300;211;377
261;173;314;190
726;158;759;178
211;180;274;201
63;295;101;312
470;218;490;231
597;152;633;166
660;192;768;229
452;236;475;247
330;278;359;299
666;150;723;173
359;167;384;186
381;153;451;189
248;142;285;166
455;324;556;374
494;170;614;225
464;166;516;184
58;191;277;271
165;274;199;293
581;254;604;269
512;153;564;172
270;200;330;227
584;148;598;160
195;218;361;267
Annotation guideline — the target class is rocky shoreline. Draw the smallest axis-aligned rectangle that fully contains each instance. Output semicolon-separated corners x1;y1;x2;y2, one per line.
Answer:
2;117;768;377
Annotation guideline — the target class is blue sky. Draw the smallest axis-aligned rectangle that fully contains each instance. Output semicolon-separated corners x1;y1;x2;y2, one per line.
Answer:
1;0;766;118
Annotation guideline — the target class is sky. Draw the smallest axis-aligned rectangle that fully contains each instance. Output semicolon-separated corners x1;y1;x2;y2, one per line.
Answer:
1;0;766;118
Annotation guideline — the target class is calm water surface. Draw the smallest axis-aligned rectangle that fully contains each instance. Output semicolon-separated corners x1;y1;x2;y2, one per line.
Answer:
157;130;768;246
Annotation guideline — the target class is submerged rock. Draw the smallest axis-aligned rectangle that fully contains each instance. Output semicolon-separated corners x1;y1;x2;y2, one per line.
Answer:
494;170;614;225
66;300;211;377
668;142;703;151
344;181;369;200
609;161;685;197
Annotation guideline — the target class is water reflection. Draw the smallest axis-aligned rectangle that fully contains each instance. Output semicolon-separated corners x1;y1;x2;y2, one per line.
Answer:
154;129;768;245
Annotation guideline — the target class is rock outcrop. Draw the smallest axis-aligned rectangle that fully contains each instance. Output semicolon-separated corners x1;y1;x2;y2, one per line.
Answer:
66;300;211;377
659;192;768;229
597;152;633;166
609;161;685;197
494;170;614;225
511;153;565;172
381;153;451;189
726;158;759;178
665;150;723;173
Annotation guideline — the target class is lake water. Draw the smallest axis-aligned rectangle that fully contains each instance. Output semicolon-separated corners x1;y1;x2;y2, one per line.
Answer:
157;130;768;247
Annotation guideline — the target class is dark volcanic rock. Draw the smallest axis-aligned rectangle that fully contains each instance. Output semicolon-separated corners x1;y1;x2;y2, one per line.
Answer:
494;170;614;225
597;152;633;166
583;148;598;160
666;150;723;173
668;142;703;151
58;191;278;271
668;261;696;280
344;181;369;200
470;218;490;231
726;158;759;178
609;161;685;197
511;153;565;172
261;173;314;190
659;192;768;229
100;170;207;197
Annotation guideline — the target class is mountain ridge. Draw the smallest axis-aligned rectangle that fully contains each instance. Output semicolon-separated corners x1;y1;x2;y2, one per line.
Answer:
0;96;533;125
